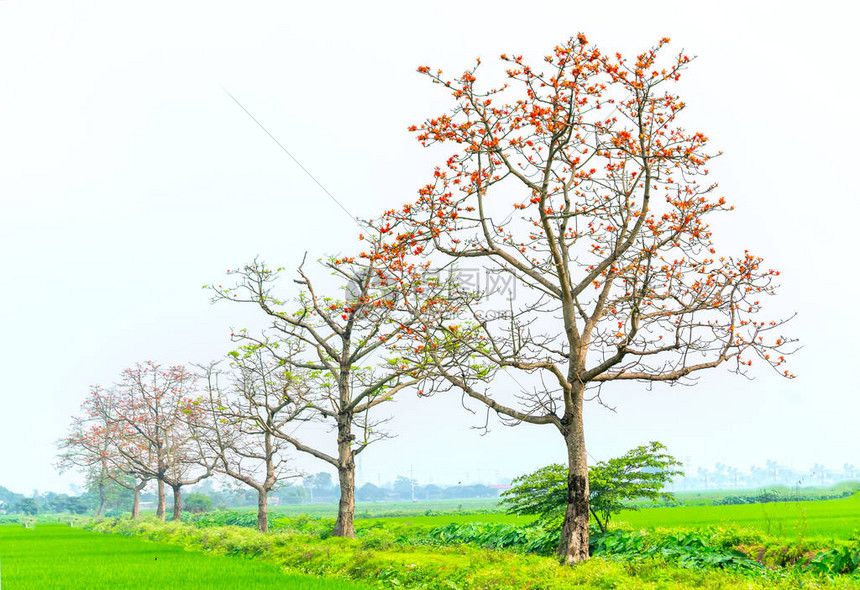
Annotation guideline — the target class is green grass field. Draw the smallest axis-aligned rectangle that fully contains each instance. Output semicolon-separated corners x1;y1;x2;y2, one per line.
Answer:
670;481;860;506
352;496;860;542
0;524;372;589
9;491;857;589
196;492;860;543
615;494;860;541
274;492;860;543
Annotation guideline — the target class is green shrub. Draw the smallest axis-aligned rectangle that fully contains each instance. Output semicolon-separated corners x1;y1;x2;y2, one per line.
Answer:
183;493;214;514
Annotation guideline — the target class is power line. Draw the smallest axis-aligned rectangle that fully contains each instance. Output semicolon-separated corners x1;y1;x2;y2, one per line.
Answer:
221;87;359;226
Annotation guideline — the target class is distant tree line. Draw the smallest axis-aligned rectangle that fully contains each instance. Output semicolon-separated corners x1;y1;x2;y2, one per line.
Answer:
209;472;502;506
0;472;503;517
711;488;856;506
281;474;499;504
675;461;859;491
0;485;123;516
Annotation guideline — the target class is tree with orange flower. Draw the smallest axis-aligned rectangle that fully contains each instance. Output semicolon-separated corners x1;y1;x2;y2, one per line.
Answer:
57;386;149;518
384;34;795;563
93;362;214;520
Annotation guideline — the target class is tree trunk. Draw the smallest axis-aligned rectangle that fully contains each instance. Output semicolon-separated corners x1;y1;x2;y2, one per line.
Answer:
171;485;182;521
131;487;140;520
557;398;590;564
257;489;269;533
156;479;166;520
96;481;107;517
332;420;356;538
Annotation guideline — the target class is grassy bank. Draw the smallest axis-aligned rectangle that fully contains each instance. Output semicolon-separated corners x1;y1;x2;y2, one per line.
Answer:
83;517;860;589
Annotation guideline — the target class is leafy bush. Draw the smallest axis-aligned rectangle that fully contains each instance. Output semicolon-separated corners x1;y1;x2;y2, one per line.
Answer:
502;442;683;532
590;528;763;573
184;492;214;514
183;510;260;527
807;545;860;575
418;522;559;555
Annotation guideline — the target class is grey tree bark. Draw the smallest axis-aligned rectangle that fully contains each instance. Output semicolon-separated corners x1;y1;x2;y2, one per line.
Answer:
156;479;166;520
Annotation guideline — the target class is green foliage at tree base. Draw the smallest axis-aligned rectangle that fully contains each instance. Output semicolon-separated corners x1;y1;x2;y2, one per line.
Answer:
501;441;684;533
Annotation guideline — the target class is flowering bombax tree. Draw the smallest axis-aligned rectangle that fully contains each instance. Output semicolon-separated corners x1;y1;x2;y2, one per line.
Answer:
385;35;796;563
57;388;149;518
190;356;299;533
208;229;455;537
110;362;213;520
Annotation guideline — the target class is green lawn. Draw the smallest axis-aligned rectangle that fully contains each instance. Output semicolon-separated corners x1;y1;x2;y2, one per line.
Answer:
615;494;860;541
0;524;372;589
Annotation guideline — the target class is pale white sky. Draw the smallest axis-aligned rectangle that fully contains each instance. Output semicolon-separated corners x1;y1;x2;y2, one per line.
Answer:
1;0;857;494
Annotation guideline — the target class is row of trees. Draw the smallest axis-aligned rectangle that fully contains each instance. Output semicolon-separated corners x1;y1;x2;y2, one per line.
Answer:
58;360;290;531
58;364;208;521
60;34;793;563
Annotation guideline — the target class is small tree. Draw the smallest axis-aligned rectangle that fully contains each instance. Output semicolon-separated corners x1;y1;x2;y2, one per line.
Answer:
57;406;116;517
58;386;150;518
100;362;213;520
588;442;683;531
304;472;337;503
184;492;213;514
191;355;299;532
15;498;39;516
502;441;683;533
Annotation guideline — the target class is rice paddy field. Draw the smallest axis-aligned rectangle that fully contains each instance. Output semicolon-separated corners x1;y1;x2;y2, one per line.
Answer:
267;493;860;543
267;490;860;543
615;494;860;541
2;490;859;589
0;523;373;590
